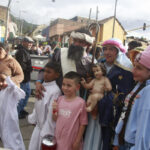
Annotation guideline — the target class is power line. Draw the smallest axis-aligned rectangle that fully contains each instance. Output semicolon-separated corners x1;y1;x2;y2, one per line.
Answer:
127;25;150;33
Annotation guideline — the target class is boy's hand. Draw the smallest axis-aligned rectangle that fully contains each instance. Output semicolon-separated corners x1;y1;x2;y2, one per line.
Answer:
52;100;58;121
52;100;58;114
72;141;80;150
35;82;46;99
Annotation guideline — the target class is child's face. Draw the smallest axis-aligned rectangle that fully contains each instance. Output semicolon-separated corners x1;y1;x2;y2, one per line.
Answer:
132;61;150;82
44;67;59;82
92;66;103;79
62;78;79;97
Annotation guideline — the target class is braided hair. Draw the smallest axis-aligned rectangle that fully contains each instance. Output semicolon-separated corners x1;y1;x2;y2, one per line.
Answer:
119;81;146;145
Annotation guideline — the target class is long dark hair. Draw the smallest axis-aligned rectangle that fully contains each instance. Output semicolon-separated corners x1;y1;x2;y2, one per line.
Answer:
119;81;146;145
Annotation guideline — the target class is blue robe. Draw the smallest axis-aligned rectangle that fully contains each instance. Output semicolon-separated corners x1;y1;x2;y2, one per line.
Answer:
98;63;135;150
114;80;150;150
83;114;103;150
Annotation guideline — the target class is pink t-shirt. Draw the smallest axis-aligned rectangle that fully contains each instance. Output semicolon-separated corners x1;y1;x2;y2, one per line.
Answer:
55;96;88;150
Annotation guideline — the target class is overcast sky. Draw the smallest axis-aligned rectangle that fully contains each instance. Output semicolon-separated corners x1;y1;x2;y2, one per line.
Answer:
1;0;150;39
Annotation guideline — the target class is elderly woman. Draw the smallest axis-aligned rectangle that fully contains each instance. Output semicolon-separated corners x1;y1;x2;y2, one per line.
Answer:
0;42;24;88
98;38;135;150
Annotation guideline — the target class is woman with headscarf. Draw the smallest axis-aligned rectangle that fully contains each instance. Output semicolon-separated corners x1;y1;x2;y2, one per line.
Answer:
113;46;150;150
98;38;135;150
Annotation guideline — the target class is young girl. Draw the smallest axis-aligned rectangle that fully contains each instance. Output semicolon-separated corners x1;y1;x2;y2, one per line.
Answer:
52;71;88;150
28;61;62;150
113;46;150;150
81;64;112;113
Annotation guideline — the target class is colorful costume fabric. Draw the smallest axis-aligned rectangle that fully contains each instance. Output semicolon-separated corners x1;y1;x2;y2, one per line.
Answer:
114;80;150;150
98;52;135;150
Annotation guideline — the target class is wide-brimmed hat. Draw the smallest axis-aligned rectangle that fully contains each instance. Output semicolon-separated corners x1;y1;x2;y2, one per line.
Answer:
102;38;126;53
129;47;145;63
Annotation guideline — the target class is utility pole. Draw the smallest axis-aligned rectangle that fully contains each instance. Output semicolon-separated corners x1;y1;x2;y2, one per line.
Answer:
21;19;24;36
87;8;92;27
96;6;99;22
5;0;12;42
112;0;118;38
19;10;26;36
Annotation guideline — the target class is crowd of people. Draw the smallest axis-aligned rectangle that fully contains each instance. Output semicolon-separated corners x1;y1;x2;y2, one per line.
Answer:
0;28;150;150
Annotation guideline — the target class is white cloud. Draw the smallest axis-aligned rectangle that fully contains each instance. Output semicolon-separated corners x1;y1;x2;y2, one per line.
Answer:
1;0;150;39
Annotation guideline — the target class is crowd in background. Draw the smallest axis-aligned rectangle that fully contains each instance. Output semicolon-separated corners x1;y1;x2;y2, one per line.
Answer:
0;30;150;150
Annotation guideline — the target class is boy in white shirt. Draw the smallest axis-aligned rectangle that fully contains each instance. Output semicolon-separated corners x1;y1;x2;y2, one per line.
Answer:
28;61;62;150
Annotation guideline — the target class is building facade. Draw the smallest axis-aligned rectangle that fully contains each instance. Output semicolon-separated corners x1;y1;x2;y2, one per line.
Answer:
0;5;7;42
49;16;126;46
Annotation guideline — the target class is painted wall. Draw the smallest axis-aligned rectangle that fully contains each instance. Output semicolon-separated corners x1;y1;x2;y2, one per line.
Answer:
101;18;126;43
0;26;5;42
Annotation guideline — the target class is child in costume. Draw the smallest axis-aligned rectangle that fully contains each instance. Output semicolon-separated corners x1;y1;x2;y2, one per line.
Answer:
81;64;112;112
52;71;88;150
28;61;62;150
113;46;150;150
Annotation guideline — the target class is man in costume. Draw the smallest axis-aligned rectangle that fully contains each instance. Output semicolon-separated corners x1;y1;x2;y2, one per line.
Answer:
35;28;95;98
98;38;135;150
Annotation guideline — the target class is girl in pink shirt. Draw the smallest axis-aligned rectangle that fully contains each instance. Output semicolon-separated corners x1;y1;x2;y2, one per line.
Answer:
53;71;88;150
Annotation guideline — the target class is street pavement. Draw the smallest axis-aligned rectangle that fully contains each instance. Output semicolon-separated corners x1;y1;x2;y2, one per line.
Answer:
19;96;35;149
0;96;35;150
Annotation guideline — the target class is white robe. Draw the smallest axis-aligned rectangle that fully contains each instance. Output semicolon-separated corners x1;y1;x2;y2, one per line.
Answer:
28;81;61;150
0;77;25;150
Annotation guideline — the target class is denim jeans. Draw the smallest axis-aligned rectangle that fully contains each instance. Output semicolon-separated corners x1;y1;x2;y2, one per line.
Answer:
119;142;134;150
17;82;31;114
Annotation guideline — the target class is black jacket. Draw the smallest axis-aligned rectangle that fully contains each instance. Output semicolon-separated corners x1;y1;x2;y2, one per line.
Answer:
15;45;32;83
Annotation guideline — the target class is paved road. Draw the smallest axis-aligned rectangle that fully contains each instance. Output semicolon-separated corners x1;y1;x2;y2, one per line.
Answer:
19;96;35;149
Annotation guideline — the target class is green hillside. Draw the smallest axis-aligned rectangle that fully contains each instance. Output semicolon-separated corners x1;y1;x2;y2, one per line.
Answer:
10;14;37;35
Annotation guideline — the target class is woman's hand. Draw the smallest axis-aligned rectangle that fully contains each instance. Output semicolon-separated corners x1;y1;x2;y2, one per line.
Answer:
35;82;46;99
0;73;7;81
0;74;7;90
0;81;8;90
